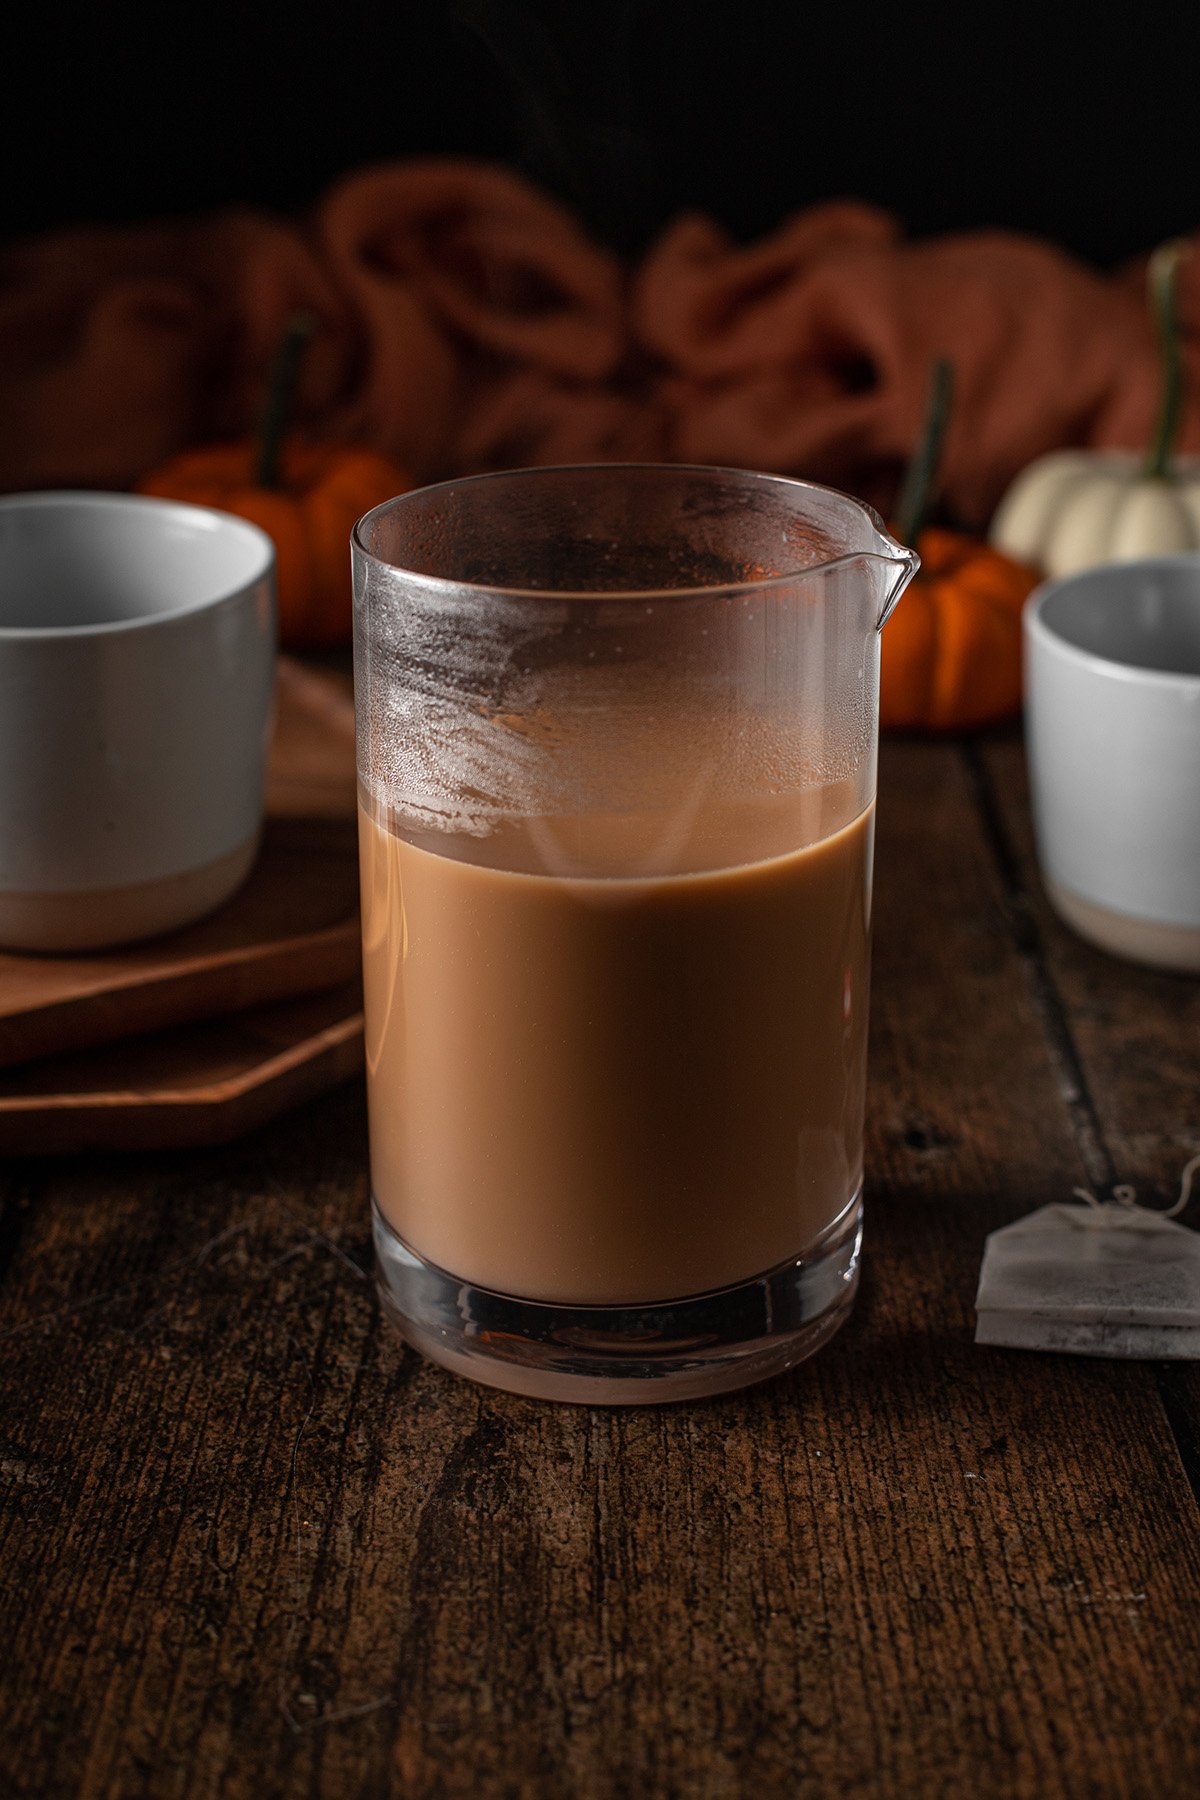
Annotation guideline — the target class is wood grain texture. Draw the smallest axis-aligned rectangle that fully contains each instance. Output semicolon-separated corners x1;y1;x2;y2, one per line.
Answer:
975;730;1200;1540
974;735;1200;1194
1;737;1199;1799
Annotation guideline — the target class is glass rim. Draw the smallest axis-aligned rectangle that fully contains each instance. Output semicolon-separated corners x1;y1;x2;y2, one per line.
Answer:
351;461;913;605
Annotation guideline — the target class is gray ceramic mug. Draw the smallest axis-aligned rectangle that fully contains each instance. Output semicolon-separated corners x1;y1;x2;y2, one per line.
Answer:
0;492;276;953
1024;554;1200;972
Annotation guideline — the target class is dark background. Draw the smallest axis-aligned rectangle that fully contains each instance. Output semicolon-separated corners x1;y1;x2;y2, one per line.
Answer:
6;0;1198;263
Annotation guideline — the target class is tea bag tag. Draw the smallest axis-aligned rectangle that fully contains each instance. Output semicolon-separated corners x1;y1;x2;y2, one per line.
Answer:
975;1154;1200;1359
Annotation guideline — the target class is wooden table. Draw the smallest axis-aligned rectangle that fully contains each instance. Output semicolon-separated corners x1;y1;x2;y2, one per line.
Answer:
3;733;1199;1799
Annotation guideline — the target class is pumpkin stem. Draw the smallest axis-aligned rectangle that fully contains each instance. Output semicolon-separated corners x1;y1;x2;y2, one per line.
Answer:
1144;239;1190;481
895;357;954;546
256;311;318;489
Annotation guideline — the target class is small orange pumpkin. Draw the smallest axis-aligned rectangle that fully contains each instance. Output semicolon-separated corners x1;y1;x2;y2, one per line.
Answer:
880;359;1039;731
139;315;411;648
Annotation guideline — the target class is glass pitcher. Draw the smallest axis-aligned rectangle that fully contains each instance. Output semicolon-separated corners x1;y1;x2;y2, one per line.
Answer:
352;464;917;1402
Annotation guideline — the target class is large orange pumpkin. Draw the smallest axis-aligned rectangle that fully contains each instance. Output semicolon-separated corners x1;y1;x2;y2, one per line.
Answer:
139;315;411;648
880;358;1039;730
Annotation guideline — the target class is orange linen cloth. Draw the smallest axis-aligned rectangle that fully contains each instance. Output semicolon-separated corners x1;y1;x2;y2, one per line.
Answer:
2;159;1198;525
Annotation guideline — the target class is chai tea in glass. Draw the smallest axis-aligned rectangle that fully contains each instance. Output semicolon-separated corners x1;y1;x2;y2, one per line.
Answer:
352;465;916;1402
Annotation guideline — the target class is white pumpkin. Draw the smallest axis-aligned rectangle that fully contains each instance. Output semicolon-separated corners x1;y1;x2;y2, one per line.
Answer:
990;239;1200;578
989;450;1200;578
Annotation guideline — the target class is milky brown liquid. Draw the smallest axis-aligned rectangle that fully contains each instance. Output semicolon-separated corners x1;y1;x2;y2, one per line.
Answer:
360;793;874;1305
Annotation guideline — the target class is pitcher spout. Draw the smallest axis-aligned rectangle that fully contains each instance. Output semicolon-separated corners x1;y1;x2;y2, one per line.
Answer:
875;540;921;630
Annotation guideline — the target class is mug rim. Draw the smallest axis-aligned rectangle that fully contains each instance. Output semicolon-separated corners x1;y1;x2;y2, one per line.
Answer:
0;490;276;641
1024;553;1200;694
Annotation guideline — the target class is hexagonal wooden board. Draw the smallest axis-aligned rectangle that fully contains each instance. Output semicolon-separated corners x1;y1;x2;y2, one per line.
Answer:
0;983;363;1154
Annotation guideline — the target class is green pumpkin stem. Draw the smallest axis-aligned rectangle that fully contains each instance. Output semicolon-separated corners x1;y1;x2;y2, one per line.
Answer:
255;311;318;489
1144;240;1190;481
895;357;954;546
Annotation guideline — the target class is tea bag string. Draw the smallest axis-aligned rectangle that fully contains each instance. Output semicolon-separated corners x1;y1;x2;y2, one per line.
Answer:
1073;1149;1200;1221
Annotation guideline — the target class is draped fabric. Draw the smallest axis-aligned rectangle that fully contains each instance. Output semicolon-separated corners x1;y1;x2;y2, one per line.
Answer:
3;159;1196;526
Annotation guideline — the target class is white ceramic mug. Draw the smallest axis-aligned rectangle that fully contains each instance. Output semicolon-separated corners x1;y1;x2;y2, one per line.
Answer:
1024;554;1200;972
0;492;276;953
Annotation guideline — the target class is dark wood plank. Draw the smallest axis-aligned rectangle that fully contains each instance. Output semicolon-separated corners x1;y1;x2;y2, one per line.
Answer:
974;728;1200;1519
973;733;1200;1195
1;739;1198;1799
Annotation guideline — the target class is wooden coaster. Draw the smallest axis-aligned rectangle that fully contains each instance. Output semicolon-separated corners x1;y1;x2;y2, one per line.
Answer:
0;658;360;1070
0;983;364;1155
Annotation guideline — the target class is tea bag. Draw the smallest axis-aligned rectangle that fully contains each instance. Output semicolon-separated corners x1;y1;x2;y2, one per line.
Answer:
975;1154;1200;1358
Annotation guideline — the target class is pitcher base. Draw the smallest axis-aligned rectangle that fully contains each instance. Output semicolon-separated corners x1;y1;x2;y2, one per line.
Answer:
372;1191;862;1405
